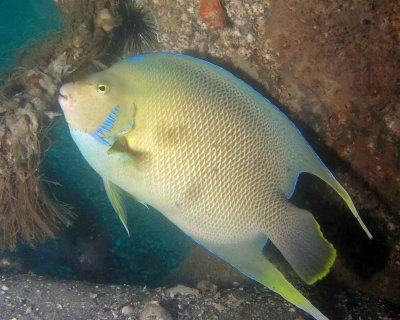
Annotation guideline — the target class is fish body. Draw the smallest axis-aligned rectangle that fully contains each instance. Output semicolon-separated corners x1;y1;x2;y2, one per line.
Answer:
59;52;371;320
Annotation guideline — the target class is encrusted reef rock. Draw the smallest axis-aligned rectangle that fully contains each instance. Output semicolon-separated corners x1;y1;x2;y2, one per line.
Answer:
0;54;72;249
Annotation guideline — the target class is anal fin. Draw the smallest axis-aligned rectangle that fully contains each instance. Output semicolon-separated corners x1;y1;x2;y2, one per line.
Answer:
198;236;329;320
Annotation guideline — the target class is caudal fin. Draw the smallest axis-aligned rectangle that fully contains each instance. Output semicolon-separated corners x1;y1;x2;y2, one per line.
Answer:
269;204;337;285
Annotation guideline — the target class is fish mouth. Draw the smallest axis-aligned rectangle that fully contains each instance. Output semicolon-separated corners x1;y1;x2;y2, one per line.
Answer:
58;88;68;109
58;93;67;107
58;85;74;110
58;85;78;129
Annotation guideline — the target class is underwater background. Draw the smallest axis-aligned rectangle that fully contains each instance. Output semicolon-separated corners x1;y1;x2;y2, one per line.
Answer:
0;0;61;70
0;0;399;319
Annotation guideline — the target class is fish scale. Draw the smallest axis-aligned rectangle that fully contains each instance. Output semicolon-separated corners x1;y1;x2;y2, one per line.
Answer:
137;74;275;241
59;52;372;320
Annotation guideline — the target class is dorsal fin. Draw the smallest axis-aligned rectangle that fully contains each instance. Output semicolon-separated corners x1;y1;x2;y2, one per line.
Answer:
284;140;372;240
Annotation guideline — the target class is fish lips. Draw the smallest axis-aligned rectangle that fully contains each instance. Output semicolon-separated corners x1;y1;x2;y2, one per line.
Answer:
58;83;81;130
58;84;71;110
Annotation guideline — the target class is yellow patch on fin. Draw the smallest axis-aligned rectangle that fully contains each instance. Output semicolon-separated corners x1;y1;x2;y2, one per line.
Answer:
108;135;131;155
307;215;336;285
104;179;130;235
107;135;147;166
268;205;336;285
336;185;372;239
293;147;372;240
107;135;134;165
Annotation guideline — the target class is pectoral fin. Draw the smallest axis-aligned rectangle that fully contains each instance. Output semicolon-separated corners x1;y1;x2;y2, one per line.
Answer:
107;135;130;155
198;236;329;320
107;135;148;166
103;179;130;235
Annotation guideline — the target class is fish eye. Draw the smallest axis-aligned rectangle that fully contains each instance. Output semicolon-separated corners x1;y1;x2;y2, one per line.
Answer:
96;83;110;94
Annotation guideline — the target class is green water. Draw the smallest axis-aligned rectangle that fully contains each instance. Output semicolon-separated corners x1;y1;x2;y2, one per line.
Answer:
0;0;61;69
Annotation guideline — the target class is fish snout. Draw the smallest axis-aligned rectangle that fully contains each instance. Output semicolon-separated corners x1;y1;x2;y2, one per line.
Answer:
58;83;75;110
58;83;82;129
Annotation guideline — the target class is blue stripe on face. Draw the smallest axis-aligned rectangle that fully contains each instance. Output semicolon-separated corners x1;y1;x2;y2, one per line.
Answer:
93;134;112;146
91;105;120;145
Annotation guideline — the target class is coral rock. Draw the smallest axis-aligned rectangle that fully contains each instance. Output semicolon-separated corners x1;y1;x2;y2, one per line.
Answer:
140;301;172;320
199;0;227;30
197;280;218;294
95;8;122;33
